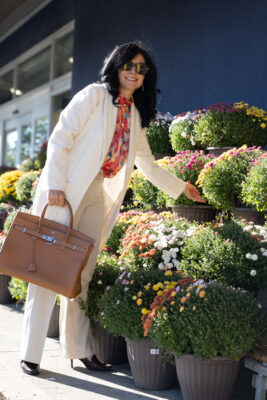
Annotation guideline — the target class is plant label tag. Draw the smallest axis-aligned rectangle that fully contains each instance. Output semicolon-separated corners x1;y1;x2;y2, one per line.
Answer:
150;349;160;355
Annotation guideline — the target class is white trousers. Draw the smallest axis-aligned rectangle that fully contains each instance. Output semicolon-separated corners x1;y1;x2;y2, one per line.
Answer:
20;171;105;364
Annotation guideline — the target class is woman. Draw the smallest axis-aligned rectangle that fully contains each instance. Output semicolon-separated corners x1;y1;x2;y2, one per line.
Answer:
20;42;205;376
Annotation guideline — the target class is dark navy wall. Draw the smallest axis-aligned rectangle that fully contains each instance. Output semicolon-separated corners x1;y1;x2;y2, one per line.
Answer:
0;0;75;68
72;0;267;114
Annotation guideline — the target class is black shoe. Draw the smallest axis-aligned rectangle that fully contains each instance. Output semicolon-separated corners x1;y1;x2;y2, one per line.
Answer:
20;360;39;376
71;355;112;371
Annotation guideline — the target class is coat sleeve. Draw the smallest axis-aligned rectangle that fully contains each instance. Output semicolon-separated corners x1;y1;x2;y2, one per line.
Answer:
43;84;104;191
134;128;187;199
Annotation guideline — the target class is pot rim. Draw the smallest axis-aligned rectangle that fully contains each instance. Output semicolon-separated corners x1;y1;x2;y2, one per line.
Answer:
175;353;240;362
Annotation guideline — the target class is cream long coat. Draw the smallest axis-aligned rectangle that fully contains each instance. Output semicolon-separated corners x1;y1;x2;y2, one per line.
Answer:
32;83;186;250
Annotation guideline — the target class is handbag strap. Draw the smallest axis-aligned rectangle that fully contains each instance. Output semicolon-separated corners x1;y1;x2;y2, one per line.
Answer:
14;224;86;253
38;199;74;243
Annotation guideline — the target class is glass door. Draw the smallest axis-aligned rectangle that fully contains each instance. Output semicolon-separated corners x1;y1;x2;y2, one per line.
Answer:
4;129;18;167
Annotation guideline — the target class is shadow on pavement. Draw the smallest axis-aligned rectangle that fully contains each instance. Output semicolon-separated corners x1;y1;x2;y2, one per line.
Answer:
37;367;179;400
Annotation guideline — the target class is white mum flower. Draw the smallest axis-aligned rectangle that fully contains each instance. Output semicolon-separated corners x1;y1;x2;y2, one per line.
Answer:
181;131;187;138
250;270;257;277
140;237;147;243
162;256;171;263
251;254;258;261
173;259;180;268
149;234;157;241
262;251;267;257
246;253;252;259
166;262;174;269
158;263;165;270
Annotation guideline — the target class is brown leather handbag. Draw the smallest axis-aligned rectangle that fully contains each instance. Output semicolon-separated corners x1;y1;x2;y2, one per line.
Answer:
0;200;95;298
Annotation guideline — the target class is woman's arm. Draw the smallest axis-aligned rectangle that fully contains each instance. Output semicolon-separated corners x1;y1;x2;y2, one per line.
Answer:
135;129;205;203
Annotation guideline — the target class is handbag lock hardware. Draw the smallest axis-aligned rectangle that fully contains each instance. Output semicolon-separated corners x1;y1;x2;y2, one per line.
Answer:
42;234;57;243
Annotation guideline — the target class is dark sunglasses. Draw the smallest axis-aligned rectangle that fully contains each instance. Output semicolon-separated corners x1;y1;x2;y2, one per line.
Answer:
122;61;149;75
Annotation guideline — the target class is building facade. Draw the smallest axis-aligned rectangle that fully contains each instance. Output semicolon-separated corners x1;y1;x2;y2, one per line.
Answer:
0;0;266;167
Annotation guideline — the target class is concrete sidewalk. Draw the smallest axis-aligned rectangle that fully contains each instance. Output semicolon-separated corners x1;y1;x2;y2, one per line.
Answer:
0;303;255;400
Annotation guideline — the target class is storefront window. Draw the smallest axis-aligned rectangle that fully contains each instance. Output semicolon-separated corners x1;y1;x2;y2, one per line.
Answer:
5;130;18;166
17;47;50;95
34;118;48;154
20;124;32;162
0;70;13;105
54;31;74;79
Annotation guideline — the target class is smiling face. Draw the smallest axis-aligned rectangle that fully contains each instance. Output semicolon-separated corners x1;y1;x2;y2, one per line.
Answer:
118;53;146;99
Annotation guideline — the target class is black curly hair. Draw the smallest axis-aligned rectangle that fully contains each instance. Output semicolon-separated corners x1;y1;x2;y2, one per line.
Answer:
100;42;158;128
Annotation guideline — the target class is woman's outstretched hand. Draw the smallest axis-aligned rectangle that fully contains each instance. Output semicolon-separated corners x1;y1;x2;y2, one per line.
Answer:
183;182;206;204
47;190;66;207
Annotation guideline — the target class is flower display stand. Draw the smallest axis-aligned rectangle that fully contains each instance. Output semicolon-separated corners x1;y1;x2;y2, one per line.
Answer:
172;205;216;223
126;337;177;390
90;320;128;364
244;345;267;400
175;354;239;400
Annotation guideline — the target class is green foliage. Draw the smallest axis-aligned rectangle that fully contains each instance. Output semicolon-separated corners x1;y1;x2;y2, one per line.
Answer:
129;169;163;209
99;268;175;340
130;151;215;208
79;253;121;321
180;220;267;293
242;154;267;212
104;221;128;254
146;120;173;154
197;146;263;211
194;105;267;148
15;171;40;204
19;158;35;172
169;119;199;151
34;141;47;169
3;209;17;235
8;278;28;303
149;282;266;361
0;203;15;231
0;170;24;204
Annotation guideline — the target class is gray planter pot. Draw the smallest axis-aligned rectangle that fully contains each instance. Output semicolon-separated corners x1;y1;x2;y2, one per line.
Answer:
0;274;13;304
175;354;239;400
172;205;216;223
90;320;127;364
206;146;234;157
126;337;177;390
47;304;60;337
153;153;174;160
232;207;265;225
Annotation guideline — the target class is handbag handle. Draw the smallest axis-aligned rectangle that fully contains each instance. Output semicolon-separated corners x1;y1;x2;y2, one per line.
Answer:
38;199;74;242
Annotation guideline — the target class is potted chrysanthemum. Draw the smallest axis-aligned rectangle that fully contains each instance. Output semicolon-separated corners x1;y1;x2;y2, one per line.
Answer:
98;267;178;390
143;279;267;400
197;145;265;222
130;151;217;222
79;252;127;364
179;219;267;296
